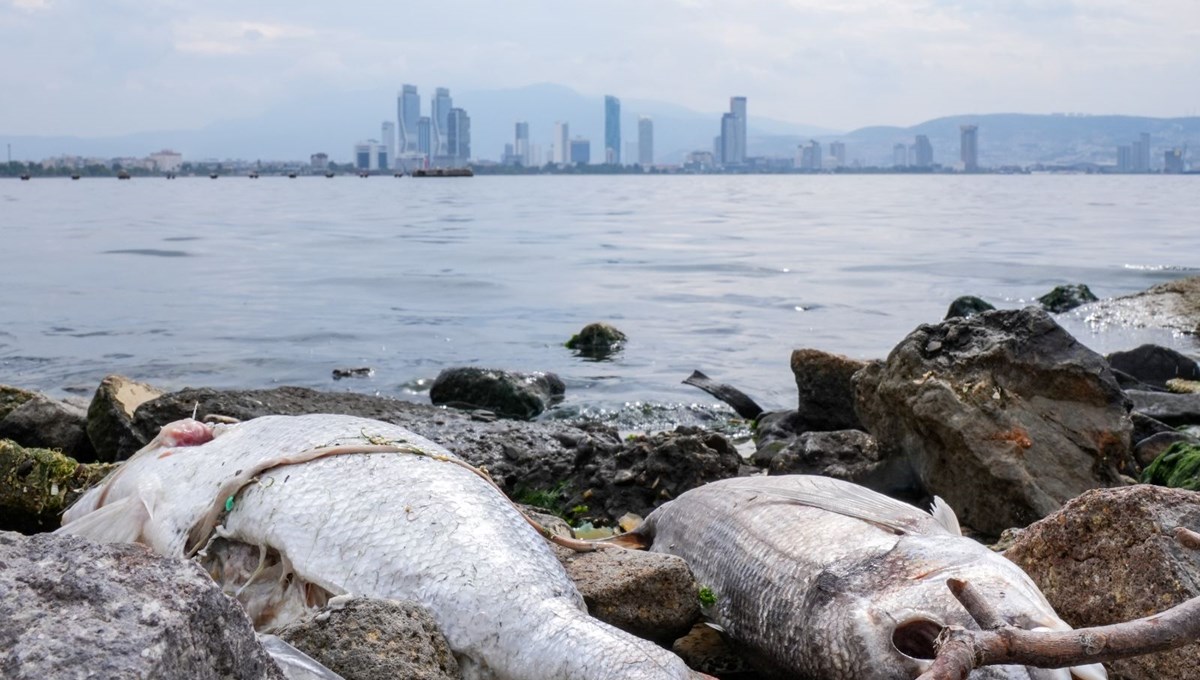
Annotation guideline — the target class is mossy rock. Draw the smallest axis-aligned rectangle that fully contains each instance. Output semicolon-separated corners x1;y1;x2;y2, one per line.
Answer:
1038;283;1099;314
0;440;116;533
1141;441;1200;491
565;323;627;359
944;295;995;320
0;385;38;422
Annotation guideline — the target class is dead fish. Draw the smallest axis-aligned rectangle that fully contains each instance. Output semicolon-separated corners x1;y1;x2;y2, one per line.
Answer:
625;475;1106;680
60;414;707;680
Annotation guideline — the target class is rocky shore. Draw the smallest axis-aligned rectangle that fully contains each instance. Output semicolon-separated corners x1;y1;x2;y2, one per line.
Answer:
3;279;1200;679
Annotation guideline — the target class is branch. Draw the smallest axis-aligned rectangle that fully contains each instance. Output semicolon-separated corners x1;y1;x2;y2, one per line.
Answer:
918;527;1200;680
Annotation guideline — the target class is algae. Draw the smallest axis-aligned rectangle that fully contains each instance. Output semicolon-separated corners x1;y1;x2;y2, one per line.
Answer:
698;586;717;607
0;439;116;533
1141;441;1200;491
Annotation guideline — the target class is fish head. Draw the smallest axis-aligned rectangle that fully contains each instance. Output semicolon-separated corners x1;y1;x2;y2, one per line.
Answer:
804;535;1106;680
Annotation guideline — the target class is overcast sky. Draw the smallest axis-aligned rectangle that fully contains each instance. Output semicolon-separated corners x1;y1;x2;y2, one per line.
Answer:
2;0;1198;137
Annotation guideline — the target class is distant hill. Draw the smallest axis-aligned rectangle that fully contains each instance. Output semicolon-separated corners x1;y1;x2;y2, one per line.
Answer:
828;114;1200;168
0;83;837;165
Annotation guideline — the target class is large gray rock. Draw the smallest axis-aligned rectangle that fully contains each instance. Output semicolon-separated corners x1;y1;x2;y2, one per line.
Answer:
1080;275;1200;335
854;307;1132;536
87;374;162;461
1127;389;1200;426
0;531;284;680
0;394;96;462
0;440;115;534
555;545;701;644
751;429;917;498
429;367;565;420
276;598;459;680
789;349;866;432
1107;344;1200;390
0;385;38;421
1004;486;1200;680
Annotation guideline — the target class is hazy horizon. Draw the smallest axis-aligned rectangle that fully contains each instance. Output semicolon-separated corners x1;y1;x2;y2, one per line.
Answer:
2;0;1198;139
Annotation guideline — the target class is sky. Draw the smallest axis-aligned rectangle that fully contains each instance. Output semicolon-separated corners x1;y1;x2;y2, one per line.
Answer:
2;0;1198;137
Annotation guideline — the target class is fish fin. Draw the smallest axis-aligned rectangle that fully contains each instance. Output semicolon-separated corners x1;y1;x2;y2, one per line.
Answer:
598;531;652;550
1070;663;1107;680
754;477;949;536
57;493;150;544
929;496;963;536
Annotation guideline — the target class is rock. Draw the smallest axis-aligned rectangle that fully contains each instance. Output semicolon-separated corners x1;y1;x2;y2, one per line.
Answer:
1037;283;1099;313
945;295;996;319
554;545;700;643
565;322;628;359
853;307;1132;536
0;531;284;680
1107;344;1200;390
751;410;807;459
0;441;115;533
1127;389;1200;426
751;429;918;498
1003;486;1200;680
0;384;38;421
1132;412;1177;446
276;598;459;680
1136;433;1200;468
789;349;866;432
331;367;374;380
86;374;162;461
0;394;96;462
671;623;762;679
429;367;565;420
1082;275;1200;335
1142;442;1200;490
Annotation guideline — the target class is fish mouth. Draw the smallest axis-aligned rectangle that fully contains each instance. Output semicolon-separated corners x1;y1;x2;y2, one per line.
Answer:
891;616;944;661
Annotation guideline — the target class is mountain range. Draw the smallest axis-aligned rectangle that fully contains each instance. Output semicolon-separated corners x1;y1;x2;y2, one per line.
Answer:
3;83;1198;168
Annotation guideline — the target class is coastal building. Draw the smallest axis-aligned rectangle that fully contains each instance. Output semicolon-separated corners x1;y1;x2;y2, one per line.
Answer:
960;125;979;172
638;116;653;166
569;137;590;165
1165;148;1185;174
446;107;471;166
1117;145;1134;172
554;121;569;164
310;153;329;169
1130;132;1152;172
829;141;846;167
893;143;908;168
148;149;182;173
381;121;395;162
913;135;933;168
718;96;748;167
417;116;432;157
431;87;453;157
684;150;716;172
604;95;621;165
354;140;387;171
397;84;420;153
514;121;530;166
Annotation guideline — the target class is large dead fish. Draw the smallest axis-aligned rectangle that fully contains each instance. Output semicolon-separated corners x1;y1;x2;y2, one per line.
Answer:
626;475;1107;680
59;414;706;680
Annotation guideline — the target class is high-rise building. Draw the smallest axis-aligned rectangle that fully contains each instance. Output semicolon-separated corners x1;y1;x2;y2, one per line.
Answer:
397;85;420;153
1117;145;1133;172
960;125;979;172
569;137;590;165
638;116;653;166
604;95;621;165
1164;148;1185;174
381;121;396;162
893;143;908;168
417;117;432;158
718;97;747;166
446;107;470;165
1138;132;1152;172
913;135;933;168
431;87;453;157
354;140;386;171
830;141;846;167
553;122;569;164
310;153;329;169
514;121;530;166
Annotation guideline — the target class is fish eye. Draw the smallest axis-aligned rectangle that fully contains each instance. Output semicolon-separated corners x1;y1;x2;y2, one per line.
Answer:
892;618;944;660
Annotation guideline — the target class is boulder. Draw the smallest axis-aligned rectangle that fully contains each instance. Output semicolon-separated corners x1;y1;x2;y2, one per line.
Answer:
1080;275;1200;335
854;307;1132;536
1038;283;1098;313
1107;344;1200;390
276;598;459;680
429;367;565;420
87;374;162;461
1132;412;1177;447
0;394;96;462
789;349;866;432
0;440;115;533
1127;390;1200;426
751;429;918;498
0;531;284;680
554;545;700;643
1136;433;1200;469
565;322;628;359
1142;442;1200;490
944;295;996;320
0;384;38;421
1003;486;1200;680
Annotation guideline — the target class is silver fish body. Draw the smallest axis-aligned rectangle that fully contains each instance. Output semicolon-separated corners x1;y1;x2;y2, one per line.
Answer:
61;414;703;680
636;475;1106;680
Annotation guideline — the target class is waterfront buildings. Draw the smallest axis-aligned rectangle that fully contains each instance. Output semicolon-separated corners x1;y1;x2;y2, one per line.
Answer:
569;137;590;165
604;95;621;165
514;121;530;166
1164;148;1185;174
718;96;748;167
431;87;453;158
1117;132;1154;172
638;116;653;166
381;121;395;161
553;121;569;164
353;140;388;171
893;143;908;168
960;125;979;172
310;153;329;169
148;149;182;173
417;117;432;157
397;85;420;153
829;141;846;168
913;135;933;168
446;108;471;165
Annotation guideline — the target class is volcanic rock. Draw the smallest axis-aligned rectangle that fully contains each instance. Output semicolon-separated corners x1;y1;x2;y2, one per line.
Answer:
789;349;866;432
944;295;996;320
87;374;162;461
1126;389;1200;426
1107;344;1200;390
0;394;96;462
429;367;565;420
1038;283;1098;313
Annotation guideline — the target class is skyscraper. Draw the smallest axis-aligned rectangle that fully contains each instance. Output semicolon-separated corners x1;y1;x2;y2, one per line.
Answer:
381;121;396;162
1134;132;1151;172
960;125;979;172
447;107;470;165
417;117;432;158
638;116;653;166
431;87;453;157
554;122;569;164
569;138;590;165
893;143;908;168
913;135;933;168
604;95;621;165
514;121;530;166
719;97;747;167
397;85;420;153
830;141;846;167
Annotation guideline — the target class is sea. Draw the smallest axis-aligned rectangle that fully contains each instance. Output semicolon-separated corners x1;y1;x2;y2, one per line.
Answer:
2;174;1197;430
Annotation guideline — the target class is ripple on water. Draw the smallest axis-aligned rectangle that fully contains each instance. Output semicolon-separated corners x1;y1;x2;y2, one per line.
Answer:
102;249;193;257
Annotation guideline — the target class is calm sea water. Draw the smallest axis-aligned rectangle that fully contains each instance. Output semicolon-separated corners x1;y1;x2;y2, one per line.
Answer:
1;175;1197;426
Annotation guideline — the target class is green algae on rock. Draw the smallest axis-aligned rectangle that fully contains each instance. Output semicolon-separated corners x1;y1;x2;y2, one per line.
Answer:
0;440;115;533
1141;441;1200;491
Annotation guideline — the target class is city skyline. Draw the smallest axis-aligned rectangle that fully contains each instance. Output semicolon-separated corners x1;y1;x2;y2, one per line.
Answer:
1;2;1197;141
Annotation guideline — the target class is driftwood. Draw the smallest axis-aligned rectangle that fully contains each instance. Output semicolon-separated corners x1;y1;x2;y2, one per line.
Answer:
919;527;1200;680
682;370;764;420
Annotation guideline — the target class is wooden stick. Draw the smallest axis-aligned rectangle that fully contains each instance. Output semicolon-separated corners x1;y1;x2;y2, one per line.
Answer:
918;528;1200;680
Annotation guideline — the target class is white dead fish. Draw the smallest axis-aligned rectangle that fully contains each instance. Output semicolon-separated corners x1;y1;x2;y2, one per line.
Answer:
60;414;706;680
625;475;1107;680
